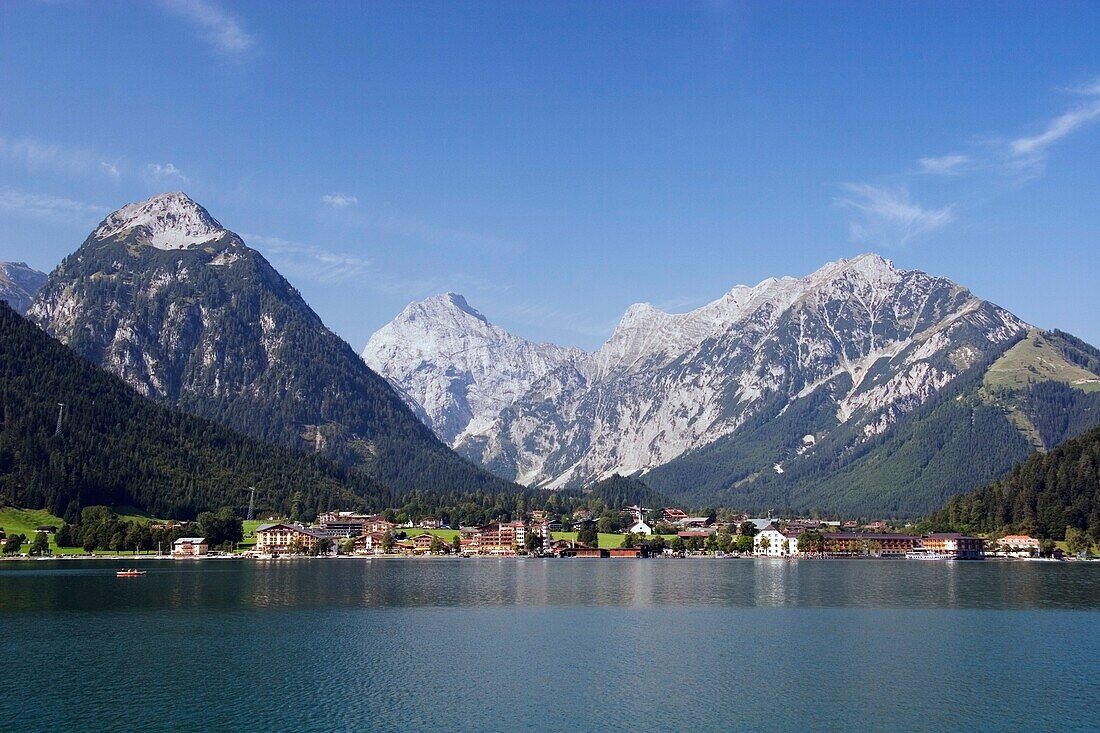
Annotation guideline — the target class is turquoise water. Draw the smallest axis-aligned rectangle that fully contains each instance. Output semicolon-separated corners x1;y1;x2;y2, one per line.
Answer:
2;558;1099;732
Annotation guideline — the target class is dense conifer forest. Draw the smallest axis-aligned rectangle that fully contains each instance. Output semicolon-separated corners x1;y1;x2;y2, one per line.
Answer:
931;424;1100;542
0;303;396;521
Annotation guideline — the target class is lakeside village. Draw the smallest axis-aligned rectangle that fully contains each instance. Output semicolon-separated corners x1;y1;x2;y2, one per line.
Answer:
9;502;1077;562
245;507;1013;560
242;508;997;560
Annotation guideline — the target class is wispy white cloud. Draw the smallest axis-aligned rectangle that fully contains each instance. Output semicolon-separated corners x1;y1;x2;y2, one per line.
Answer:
320;193;358;209
158;0;256;56
147;162;189;182
0;187;107;224
918;154;970;176
836;183;955;247
247;226;598;344
99;161;121;179
1007;77;1100;165
910;75;1100;183
1068;77;1100;96
1009;98;1100;159
0;135;119;180
243;233;372;283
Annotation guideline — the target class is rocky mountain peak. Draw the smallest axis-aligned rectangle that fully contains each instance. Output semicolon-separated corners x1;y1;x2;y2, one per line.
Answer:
92;192;227;251
420;292;489;323
803;252;902;289
363;292;584;444
0;261;48;314
28;195;515;496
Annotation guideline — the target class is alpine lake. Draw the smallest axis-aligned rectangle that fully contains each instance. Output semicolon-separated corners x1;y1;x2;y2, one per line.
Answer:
2;557;1099;732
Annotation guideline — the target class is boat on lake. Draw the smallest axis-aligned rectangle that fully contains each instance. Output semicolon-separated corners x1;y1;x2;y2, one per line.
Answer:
116;568;147;577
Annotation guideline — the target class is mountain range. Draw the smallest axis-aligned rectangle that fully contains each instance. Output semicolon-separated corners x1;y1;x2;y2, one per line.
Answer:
364;256;1100;515
27;192;517;497
9;191;1100;519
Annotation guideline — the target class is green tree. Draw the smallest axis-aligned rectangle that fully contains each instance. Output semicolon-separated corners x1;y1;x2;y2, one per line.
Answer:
797;530;825;555
56;523;73;547
381;533;395;554
196;507;244;546
739;521;758;537
124;523;144;553
577;522;598;547
734;534;754;553
642;536;667;556
670;535;685;554
524;532;543;552
312;538;333;556
1065;527;1091;556
452;534;462;554
2;533;26;555
289;492;304;523
429;535;444;554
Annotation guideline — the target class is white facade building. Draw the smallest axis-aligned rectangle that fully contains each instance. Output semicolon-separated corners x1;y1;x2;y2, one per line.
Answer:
172;537;208;556
754;525;798;557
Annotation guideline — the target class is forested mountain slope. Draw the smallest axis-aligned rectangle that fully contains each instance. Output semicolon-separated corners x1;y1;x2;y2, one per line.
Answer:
931;423;1100;542
0;302;401;520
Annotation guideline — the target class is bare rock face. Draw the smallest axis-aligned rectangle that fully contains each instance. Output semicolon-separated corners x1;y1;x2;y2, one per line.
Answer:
0;261;47;314
365;254;1027;490
363;293;584;445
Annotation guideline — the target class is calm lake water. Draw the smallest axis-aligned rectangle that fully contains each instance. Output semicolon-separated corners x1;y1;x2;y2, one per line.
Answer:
2;558;1099;732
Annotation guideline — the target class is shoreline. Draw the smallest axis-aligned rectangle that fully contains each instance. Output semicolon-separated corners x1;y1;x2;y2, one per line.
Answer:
0;553;1083;564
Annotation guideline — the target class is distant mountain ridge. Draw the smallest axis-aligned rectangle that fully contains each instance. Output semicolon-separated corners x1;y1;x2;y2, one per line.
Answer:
0;261;46;314
28;192;517;496
365;255;1100;515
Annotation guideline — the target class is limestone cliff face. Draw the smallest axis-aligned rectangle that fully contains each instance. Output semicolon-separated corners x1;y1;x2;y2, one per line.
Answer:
366;254;1027;491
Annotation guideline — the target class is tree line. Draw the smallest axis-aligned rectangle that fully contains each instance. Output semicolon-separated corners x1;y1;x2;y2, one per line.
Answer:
930;423;1100;543
52;505;244;553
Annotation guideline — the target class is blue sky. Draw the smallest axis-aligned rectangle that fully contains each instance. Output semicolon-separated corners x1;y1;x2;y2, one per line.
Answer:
1;1;1098;351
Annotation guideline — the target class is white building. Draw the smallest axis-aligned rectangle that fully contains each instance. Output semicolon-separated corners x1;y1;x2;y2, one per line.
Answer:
754;524;798;557
172;537;208;556
624;504;652;536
